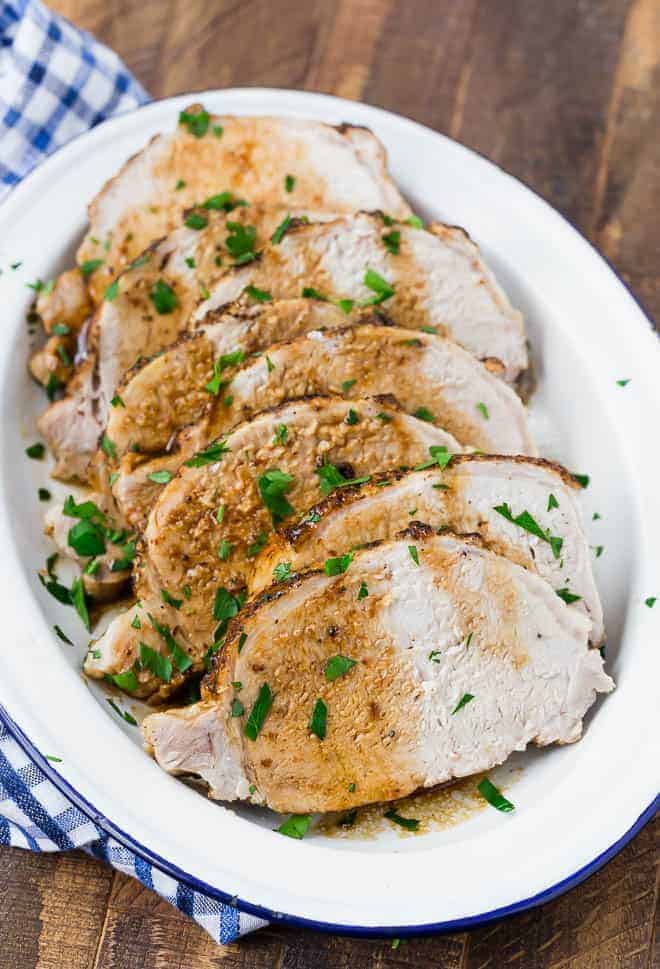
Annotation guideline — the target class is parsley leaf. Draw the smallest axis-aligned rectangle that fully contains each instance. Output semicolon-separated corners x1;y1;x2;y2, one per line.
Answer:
150;279;178;314
161;588;183;609
273;561;292;582
244;284;272;303
148;469;173;484
413;445;453;471
184;439;230;467
285;174;295;193
477;777;514;812
301;286;327;301
357;581;368;600
384;810;419;831
245;683;273;740
276;814;311;839
104;280;119;301
408;545;420;565
315;462;370;495
202;191;246;211
493;503;563;559
70;577;90;630
79;258;104;278
556;587;582;604
324;655;356;681
178;108;210;137
106;698;137;726
184;212;208;231
572;473;590;489
414;406;435;422
26;442;45;459
271;213;291;245
309;698;327;740
226;222;257;263
382;230;400;254
324;553;353;576
476;402;489;420
150;616;192;672
67;520;106;557
139;642;172;682
257;468;296;524
273;423;288;445
363;267;395;304
452;692;474;714
547;493;559;511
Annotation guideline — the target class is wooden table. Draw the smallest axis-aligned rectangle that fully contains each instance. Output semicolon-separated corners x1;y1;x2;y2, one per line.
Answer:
1;1;658;965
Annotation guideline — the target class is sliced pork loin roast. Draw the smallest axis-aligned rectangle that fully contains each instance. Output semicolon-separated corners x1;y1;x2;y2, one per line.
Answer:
77;107;410;304
107;323;535;466
142;531;613;814
38;209;258;481
85;397;463;698
251;456;604;644
105;297;367;457
194;212;527;383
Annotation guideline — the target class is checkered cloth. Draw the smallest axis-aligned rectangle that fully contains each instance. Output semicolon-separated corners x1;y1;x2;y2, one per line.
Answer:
0;1;267;944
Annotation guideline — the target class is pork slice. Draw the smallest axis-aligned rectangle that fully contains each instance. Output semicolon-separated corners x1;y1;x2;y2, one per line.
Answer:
86;397;463;696
106;297;364;457
108;322;534;466
37;211;237;482
252;456;603;644
78;108;410;303
195;212;527;382
142;531;613;813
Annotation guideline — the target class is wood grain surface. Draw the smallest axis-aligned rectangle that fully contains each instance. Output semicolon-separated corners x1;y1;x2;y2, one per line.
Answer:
1;0;659;966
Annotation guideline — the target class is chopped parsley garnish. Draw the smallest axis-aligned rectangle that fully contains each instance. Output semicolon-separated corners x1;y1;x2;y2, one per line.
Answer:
79;258;103;278
213;587;241;637
150;279;178;314
244;683;273;740
185;257;196;269
38;488;51;502
324;553;354;576
244;284;272;302
593;512;601;520
148;469;173;484
184;212;208;231
184;439;230;467
231;698;245;717
216;505;225;523
556;587;582;604
46;755;62;763
384;810;419;832
161;588;183;609
276;814;311;839
452;692;474;714
302;286;327;301
345;408;359;425
53;625;73;645
316;462;370;495
52;323;70;336
178;108;210;137
414;407;435;422
645;597;656;608
595;545;604;558
175;178;186;190
408;545;420;565
70;577;90;630
63;495;106;521
413;445;453;471
341;379;356;393
26;278;53;294
547;493;559;511
45;374;63;401
101;435;116;459
218;539;232;561
324;655;356;681
309;698;327;740
68;519;106;557
572;473;590;489
265;355;275;373
493;502;563;559
26;442;45;459
110;541;136;571
273;561;292;582
104;280;119;301
106;698;137;726
476;402;489;420
337;298;354;314
226;221;257;263
616;378;630;387
246;532;267;557
212;124;224;138
406;215;424;228
273;423;288;445
128;253;151;271
202;191;246;211
131;614;141;630
110;393;125;408
285;174;295;193
150;616;192;672
382;230;400;254
139;642;172;683
429;650;442;663
257;468;296;524
238;632;248;653
421;325;439;334
39;572;70;605
477;777;514;813
56;344;72;367
357;581;368;600
363;268;394;304
270;213;291;245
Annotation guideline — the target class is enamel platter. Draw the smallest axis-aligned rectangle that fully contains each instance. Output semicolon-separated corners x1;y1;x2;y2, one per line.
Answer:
0;89;657;937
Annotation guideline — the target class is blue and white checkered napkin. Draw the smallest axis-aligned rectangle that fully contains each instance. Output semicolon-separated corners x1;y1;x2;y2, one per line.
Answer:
0;0;266;943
